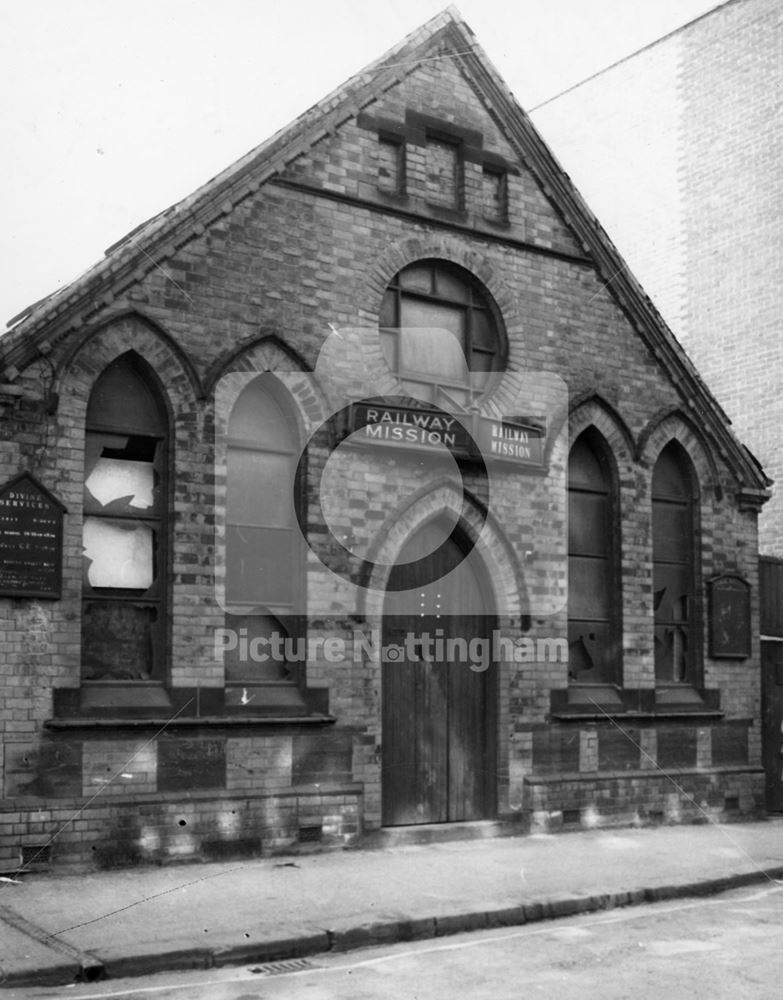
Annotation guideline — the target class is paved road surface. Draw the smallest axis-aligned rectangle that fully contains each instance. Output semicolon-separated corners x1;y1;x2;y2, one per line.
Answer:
9;882;783;999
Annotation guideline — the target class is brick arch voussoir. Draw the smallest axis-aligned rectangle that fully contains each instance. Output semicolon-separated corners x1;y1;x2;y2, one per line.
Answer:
59;316;198;425
358;479;523;623
638;409;721;499
203;332;311;394
212;337;334;446
569;394;636;471
361;235;520;342
360;237;526;417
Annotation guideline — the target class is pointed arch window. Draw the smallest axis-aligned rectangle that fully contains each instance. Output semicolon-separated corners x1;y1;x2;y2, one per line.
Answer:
379;260;504;407
225;377;299;609
567;431;620;686
224;377;306;709
82;354;168;681
652;442;698;685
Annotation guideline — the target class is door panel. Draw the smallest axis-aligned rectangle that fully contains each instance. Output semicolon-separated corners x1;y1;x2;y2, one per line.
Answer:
381;520;495;825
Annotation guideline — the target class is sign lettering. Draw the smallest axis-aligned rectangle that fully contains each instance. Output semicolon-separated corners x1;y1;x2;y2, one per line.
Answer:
0;474;65;599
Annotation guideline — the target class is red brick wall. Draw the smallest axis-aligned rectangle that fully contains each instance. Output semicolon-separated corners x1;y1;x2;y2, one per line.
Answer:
0;35;766;868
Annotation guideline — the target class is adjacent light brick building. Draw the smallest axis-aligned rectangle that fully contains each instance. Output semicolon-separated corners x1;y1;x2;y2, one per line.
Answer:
0;8;771;870
532;0;783;556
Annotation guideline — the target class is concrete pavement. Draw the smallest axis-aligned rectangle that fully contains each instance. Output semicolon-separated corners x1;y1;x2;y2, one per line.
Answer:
2;818;783;988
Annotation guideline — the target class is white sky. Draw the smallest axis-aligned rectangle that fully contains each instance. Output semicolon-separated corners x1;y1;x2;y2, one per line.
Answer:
0;0;721;330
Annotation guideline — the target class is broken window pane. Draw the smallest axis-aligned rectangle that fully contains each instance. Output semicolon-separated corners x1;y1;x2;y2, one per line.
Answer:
85;458;155;511
83;518;154;590
652;442;696;685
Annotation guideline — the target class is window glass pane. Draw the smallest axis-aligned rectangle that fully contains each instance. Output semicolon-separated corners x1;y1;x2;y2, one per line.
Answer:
468;352;495;377
381;263;501;394
569;438;607;491
652;501;691;563
226;526;294;604
435;269;469;303
569;491;608;555
653;563;691;624
227;449;293;526
471;309;496;352
655;622;690;683
568;620;612;683
85;458;155;513
379;329;397;372
400;298;464;341
653;446;689;499
399;326;466;381
379;289;397;328
83;518;154;590
82;602;155;680
398;264;433;294
87;359;165;434
228;380;296;450
436;384;471;407
400;378;435;402
223;613;296;682
568;555;609;618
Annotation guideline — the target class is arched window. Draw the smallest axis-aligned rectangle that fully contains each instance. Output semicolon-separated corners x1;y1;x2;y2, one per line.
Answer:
652;442;698;685
567;431;620;686
82;354;168;681
379;260;503;407
224;377;305;707
225;377;299;609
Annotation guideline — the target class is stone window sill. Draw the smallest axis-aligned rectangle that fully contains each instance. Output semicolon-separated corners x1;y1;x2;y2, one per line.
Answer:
45;714;335;731
551;683;723;720
52;679;330;723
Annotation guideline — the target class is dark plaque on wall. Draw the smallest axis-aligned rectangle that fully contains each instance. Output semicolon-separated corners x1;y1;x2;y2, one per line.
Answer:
0;473;66;599
708;574;751;659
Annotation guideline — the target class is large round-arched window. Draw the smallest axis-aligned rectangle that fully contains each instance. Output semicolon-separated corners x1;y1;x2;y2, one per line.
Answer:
379;260;504;407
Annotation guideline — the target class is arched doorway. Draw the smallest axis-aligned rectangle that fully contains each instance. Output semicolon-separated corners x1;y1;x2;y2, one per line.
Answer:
381;518;496;825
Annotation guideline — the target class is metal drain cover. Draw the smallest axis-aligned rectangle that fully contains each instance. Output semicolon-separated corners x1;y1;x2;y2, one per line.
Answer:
249;957;320;976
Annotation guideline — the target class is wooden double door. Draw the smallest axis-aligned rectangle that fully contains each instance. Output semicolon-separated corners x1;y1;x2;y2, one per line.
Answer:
381;520;496;826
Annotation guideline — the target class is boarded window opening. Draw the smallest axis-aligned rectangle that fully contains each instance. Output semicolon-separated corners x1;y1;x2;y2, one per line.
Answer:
378;136;404;193
426;136;460;208
481;167;507;222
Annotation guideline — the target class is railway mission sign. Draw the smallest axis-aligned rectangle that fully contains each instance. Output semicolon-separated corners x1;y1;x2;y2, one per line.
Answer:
349;402;545;468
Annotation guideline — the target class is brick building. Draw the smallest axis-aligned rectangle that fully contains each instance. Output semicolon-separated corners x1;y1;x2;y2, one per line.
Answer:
532;0;783;557
0;8;771;870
